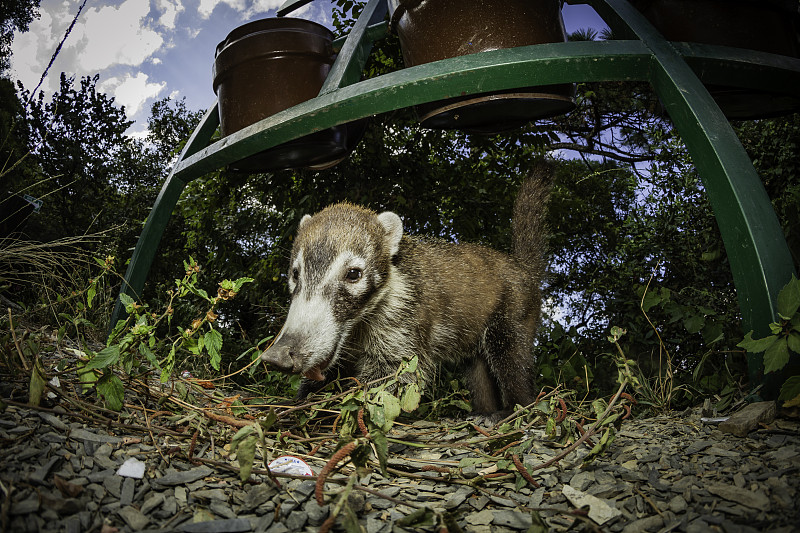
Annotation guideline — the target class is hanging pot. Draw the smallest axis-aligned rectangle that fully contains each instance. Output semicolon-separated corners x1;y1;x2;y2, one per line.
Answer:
387;0;575;134
630;0;800;119
213;18;365;171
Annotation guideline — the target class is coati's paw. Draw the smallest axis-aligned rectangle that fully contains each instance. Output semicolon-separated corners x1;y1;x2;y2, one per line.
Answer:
464;411;510;428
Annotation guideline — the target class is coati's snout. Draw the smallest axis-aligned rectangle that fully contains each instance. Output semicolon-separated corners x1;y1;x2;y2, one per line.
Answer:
260;203;404;384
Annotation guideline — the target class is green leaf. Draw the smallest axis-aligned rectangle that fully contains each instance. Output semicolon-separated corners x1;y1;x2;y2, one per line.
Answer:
377;390;401;431
236;434;258;482
87;284;97;309
29;357;47;407
400;383;421;413
683;314;705;334
366;402;385;431
77;360;99;392
607;326;626;343
204;328;223;370
97;374;125;411
139;343;160;370
371;428;389;475
776;275;800;318
119;292;136;313
764;337;790;374
701;321;724;344
87;346;121;370
788;332;800;354
737;331;778;354
581;426;616;466
778;376;800;407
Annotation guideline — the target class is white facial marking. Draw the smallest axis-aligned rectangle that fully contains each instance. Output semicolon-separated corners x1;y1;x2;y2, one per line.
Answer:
281;289;340;372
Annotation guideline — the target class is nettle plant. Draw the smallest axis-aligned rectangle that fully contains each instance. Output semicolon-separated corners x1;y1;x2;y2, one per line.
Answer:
737;275;800;407
84;257;252;410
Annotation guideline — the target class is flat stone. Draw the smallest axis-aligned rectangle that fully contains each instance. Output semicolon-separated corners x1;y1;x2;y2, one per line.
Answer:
719;401;776;437
119;477;135;506
69;428;122;444
242;485;275;511
492;510;533;529
30;456;61;484
569;470;595;491
155;466;214;486
562;485;622;525
141;492;165;515
192;488;229;501
706;483;770;509
305;501;328;526
466;509;494;526
444;487;474;510
178;518;253;532
284;510;308;530
621;514;663;533
117;505;149;530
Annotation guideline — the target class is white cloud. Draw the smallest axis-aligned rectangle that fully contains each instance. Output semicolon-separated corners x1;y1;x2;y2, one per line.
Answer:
245;0;286;17
197;0;285;19
198;0;245;19
100;72;166;117
156;0;185;29
71;0;164;72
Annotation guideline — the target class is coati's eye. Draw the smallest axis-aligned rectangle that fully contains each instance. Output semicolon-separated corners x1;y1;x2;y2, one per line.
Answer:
345;268;362;283
291;268;299;282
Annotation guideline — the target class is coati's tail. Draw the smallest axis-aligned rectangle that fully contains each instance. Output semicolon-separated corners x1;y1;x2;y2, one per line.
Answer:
512;163;552;278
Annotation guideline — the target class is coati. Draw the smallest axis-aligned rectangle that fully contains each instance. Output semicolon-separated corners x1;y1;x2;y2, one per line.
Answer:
261;165;551;414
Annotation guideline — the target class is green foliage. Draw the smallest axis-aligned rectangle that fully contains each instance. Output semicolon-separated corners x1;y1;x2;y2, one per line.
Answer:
737;275;800;405
64;256;254;410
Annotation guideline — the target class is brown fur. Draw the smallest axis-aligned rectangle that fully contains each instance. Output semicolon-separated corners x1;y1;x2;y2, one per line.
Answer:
261;166;551;414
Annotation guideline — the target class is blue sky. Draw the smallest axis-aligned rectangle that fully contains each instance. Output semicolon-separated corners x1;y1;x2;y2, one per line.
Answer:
11;0;608;136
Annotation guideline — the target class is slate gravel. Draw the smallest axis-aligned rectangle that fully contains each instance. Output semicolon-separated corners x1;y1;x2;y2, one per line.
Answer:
1;400;799;533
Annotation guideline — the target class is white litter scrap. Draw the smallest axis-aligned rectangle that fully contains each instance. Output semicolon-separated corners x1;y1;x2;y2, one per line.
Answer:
268;456;313;477
562;485;622;525
117;457;147;479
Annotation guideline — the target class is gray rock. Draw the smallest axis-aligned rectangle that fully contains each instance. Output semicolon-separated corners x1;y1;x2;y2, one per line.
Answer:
69;428;122;444
178;518;253;532
118;505;150;530
492;510;533;529
103;474;122;498
193;488;229;501
156;466;214;486
284;510;308;530
120;477;136;506
305;501;328;526
569;470;595;491
141;492;165;514
465;509;494;526
706;482;770;509
444;487;474;510
668;494;687;513
242;485;276;512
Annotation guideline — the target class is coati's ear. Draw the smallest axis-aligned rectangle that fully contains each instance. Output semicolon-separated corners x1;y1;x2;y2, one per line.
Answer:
377;211;403;256
298;214;312;232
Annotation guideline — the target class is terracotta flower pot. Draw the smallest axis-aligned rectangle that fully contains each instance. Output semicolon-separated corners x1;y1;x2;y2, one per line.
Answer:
213;18;364;171
631;0;800;119
388;0;575;134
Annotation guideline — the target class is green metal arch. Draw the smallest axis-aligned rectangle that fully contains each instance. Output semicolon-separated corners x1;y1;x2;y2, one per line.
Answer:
112;0;798;387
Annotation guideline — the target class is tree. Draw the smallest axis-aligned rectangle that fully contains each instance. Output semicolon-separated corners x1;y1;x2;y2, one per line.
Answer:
0;0;40;72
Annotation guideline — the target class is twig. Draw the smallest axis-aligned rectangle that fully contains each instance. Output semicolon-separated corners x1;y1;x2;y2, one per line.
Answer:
7;309;30;371
526;379;628;473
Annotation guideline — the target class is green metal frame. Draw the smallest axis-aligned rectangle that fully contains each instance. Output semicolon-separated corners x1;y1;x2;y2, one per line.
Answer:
111;0;798;385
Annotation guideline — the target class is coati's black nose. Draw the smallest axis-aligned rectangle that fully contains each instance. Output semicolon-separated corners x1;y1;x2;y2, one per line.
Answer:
261;342;302;373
